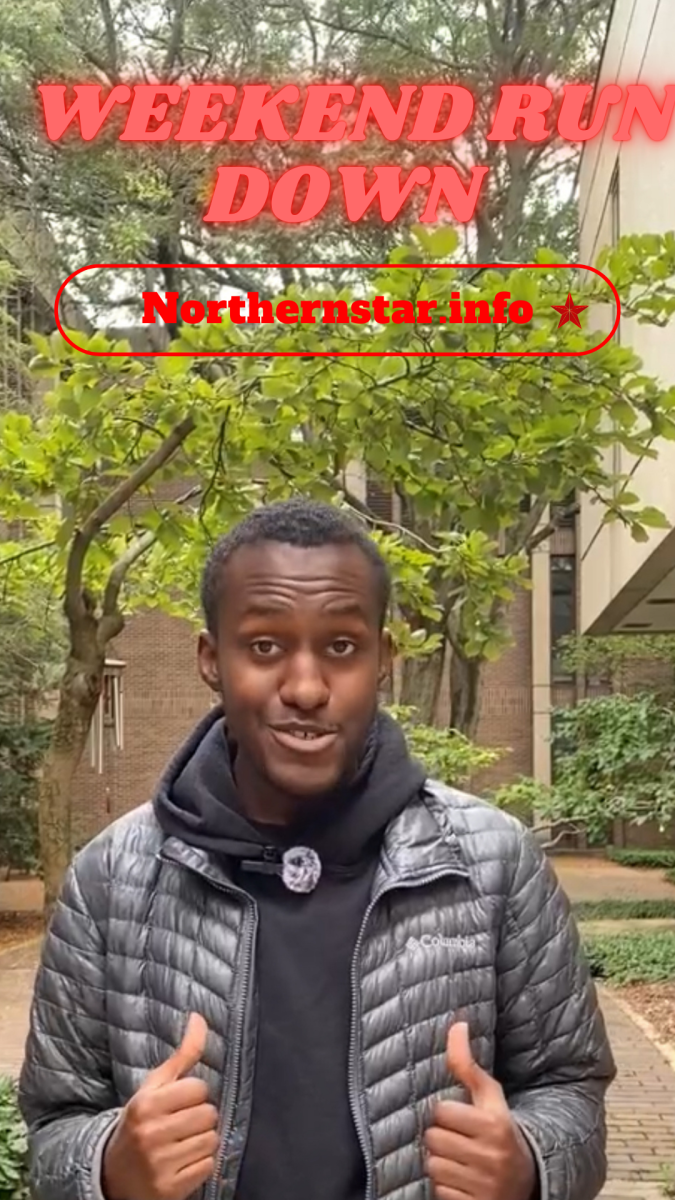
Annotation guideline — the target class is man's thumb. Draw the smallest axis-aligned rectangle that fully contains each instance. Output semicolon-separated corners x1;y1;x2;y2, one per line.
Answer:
445;1022;505;1109
143;1013;209;1089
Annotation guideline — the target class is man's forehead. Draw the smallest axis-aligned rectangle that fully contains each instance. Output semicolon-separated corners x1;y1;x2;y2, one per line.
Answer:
218;541;381;622
225;540;374;585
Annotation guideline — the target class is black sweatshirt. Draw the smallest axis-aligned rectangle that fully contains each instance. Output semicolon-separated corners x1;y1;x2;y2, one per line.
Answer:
154;709;426;1200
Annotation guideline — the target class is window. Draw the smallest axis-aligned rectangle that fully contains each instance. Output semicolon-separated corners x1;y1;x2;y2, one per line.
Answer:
366;476;393;522
551;555;576;680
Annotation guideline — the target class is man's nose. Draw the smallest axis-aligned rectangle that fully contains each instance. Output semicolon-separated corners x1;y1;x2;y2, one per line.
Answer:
278;652;330;710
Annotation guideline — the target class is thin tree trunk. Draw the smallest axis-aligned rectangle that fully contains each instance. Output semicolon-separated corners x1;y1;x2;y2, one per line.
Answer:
399;645;446;725
449;649;482;738
39;643;104;922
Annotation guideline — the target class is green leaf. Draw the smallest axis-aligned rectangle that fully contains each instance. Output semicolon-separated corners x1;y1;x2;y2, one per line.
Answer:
638;506;671;529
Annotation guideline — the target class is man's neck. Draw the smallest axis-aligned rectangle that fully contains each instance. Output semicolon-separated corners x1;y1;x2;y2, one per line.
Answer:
233;756;303;827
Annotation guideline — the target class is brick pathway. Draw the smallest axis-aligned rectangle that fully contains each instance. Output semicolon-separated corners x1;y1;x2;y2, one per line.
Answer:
600;987;675;1198
1;941;674;1198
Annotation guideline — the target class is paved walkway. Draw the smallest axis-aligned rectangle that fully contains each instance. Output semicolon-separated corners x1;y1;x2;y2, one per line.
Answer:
600;987;675;1197
0;940;37;1079
2;939;674;1197
553;856;675;903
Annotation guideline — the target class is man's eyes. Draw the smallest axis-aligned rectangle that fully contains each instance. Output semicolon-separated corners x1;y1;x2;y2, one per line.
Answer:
249;638;357;657
329;639;357;657
250;639;281;657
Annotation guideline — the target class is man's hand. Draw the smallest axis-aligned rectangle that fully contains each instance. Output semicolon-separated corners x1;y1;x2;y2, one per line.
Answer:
102;1013;219;1200
424;1022;537;1200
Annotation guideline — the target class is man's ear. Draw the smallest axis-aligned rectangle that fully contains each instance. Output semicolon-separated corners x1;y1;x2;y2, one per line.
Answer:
378;628;394;687
197;630;221;694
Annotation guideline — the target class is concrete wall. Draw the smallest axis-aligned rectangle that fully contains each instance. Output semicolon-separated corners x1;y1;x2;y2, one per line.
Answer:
578;0;675;632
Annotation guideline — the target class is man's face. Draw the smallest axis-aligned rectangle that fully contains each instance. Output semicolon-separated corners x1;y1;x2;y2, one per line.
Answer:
198;540;391;801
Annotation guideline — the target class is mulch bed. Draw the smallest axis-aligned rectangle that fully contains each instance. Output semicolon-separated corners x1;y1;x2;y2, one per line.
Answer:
0;913;44;954
615;982;675;1046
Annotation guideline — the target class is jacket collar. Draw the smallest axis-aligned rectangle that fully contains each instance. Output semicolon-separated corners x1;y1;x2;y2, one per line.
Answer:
158;777;469;894
373;780;469;892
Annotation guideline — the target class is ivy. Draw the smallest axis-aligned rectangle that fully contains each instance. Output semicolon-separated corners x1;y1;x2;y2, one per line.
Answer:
582;931;675;985
0;1077;29;1200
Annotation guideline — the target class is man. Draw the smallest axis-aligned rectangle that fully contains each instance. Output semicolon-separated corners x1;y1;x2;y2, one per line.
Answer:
20;498;615;1200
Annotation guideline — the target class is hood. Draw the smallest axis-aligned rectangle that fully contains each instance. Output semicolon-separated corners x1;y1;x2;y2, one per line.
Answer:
153;706;426;873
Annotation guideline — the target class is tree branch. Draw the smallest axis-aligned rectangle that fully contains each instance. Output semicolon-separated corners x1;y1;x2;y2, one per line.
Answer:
64;415;196;625
508;496;550;553
339;488;439;553
0;539;56;567
100;482;202;626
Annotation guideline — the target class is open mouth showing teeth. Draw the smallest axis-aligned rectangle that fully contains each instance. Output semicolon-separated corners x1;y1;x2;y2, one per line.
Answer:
270;726;337;751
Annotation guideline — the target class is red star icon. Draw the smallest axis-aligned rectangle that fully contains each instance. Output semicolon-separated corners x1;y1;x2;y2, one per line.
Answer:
551;292;588;329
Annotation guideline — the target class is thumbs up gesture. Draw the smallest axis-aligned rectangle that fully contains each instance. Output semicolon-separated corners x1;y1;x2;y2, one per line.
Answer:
424;1023;537;1200
102;1014;220;1200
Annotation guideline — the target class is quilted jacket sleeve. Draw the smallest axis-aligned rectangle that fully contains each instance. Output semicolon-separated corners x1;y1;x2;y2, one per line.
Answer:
495;826;616;1200
18;839;122;1200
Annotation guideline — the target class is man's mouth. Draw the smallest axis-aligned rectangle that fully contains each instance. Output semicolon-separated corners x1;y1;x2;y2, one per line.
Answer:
268;725;339;755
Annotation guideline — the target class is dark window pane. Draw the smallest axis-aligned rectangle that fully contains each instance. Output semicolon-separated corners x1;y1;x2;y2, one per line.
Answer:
551;555;576;680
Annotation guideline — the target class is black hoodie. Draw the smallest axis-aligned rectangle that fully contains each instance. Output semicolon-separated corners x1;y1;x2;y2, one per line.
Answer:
154;708;426;1200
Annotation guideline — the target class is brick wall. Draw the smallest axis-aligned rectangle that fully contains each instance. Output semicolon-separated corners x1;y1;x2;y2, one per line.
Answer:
70;611;210;845
80;585;536;833
469;588;534;793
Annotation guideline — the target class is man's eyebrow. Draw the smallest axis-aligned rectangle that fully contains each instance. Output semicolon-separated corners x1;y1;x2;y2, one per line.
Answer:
322;599;370;616
238;599;291;617
238;597;370;618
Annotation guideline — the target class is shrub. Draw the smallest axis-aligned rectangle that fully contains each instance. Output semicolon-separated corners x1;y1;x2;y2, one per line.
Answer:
573;899;675;921
582;931;675;985
540;693;675;845
606;848;675;869
387;706;503;784
490;776;556;826
0;1077;29;1200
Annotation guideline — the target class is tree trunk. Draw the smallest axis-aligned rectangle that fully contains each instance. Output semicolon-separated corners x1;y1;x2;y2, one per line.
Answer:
399;646;446;725
39;648;104;922
449;649;483;738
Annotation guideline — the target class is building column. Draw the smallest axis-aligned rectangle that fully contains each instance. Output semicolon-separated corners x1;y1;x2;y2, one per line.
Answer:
531;529;552;784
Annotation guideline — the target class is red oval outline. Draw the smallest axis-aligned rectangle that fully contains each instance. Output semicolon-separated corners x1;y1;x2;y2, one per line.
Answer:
54;262;620;357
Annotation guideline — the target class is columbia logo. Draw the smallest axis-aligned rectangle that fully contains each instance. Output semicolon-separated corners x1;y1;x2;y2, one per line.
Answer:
406;934;477;952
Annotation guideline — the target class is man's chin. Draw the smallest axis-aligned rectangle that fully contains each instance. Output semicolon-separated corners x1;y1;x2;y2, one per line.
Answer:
267;760;344;801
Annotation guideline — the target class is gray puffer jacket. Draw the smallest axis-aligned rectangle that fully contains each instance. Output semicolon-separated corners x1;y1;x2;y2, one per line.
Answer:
19;780;615;1200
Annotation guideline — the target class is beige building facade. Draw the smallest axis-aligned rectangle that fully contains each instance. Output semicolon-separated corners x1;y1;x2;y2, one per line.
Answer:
579;0;675;635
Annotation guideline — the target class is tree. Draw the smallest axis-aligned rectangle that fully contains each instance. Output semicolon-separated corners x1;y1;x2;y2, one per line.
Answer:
0;342;213;913
0;258;31;412
0;321;448;910
305;0;611;259
4;225;675;907
161;225;675;733
0;0;611;321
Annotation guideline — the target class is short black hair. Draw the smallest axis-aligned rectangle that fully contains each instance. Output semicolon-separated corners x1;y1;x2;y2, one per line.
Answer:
201;498;391;635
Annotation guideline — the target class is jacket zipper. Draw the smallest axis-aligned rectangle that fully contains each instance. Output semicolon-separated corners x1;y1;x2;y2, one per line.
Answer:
348;864;468;1200
160;849;466;1200
210;901;257;1200
157;850;257;1200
